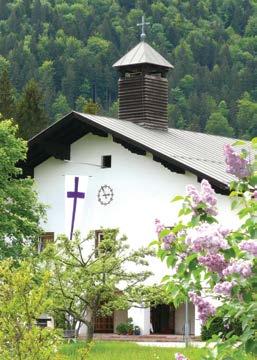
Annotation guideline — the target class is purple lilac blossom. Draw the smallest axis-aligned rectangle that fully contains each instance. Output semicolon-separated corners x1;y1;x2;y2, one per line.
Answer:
201;180;216;205
189;292;216;323
186;180;218;216
155;219;164;235
224;144;250;179
239;240;257;257
253;190;257;199
186;184;202;204
219;226;231;237
175;353;188;360
214;280;236;296
162;233;176;250
186;223;229;253
223;259;252;278
198;253;227;274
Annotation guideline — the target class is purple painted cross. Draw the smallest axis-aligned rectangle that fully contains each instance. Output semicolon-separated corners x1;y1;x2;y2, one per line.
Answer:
67;176;85;240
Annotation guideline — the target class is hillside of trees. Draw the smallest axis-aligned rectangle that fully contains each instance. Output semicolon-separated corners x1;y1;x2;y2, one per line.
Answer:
0;0;257;139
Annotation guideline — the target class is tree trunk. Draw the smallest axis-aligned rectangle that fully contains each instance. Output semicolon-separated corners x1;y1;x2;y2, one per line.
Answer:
87;321;94;341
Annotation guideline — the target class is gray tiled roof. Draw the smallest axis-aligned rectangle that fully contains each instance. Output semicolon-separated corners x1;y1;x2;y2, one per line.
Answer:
113;41;173;69
75;112;237;187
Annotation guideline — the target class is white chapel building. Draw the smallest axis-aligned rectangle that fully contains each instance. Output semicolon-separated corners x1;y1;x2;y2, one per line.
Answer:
23;37;238;337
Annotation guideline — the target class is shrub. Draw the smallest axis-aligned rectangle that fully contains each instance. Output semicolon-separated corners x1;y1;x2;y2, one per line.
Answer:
116;322;129;335
116;318;135;335
201;316;242;341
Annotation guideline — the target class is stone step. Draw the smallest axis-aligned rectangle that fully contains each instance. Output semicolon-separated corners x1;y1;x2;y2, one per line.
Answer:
93;334;201;342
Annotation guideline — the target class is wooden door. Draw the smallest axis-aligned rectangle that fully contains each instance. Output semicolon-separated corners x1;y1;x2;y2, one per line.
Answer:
94;314;114;333
151;304;175;334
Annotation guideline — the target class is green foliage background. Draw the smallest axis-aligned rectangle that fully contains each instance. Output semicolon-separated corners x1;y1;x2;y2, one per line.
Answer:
1;0;257;138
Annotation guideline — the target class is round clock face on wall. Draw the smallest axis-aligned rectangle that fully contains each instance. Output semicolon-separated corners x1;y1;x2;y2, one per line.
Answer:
97;185;114;205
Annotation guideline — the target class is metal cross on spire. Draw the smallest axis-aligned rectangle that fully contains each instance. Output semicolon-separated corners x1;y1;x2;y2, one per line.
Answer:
137;15;150;42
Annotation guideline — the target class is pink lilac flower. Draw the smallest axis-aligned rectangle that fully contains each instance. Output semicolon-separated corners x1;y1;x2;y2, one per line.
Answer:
189;292;215;323
223;259;252;278
201;179;217;209
239;240;257;257
214;280;236;296
224;144;250;179
186;223;229;254
186;180;218;216
219;227;231;237
198;253;227;274
186;184;202;204
162;233;176;250
175;353;188;360
253;190;257;199
155;219;164;235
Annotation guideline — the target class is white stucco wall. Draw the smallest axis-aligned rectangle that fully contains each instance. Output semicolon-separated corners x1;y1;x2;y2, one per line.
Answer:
34;132;237;335
128;307;151;336
114;310;128;333
175;303;195;335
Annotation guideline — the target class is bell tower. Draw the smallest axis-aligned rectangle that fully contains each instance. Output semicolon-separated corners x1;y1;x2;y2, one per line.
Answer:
113;16;173;131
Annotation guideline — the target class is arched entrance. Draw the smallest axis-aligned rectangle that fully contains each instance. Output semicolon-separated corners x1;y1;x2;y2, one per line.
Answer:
150;304;175;334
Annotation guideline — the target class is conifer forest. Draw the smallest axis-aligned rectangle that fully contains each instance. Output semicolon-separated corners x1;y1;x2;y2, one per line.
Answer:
0;0;257;139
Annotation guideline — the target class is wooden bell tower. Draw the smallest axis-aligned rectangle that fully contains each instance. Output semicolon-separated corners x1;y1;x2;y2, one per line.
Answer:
113;18;173;131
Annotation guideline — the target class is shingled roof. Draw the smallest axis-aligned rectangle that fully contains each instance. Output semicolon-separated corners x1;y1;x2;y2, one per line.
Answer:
24;111;239;194
113;41;173;69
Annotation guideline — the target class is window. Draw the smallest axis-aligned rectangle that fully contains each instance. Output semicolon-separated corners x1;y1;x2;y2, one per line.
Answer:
36;318;52;328
95;230;104;257
101;155;112;168
38;232;54;253
95;229;115;256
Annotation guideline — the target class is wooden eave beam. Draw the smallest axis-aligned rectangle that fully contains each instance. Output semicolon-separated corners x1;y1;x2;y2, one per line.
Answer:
153;156;185;174
37;140;71;161
113;136;146;155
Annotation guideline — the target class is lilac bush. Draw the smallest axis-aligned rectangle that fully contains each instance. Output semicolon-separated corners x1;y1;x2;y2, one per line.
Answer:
189;292;216;323
222;259;252;278
223;144;250;178
186;179;218;216
198;253;227;274
155;139;257;359
214;281;236;296
185;223;229;253
239;240;257;257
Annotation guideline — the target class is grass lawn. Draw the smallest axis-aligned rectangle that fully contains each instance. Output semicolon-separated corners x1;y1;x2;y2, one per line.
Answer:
60;341;212;359
60;341;256;359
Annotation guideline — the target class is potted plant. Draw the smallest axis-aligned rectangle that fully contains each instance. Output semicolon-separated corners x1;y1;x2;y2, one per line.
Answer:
116;322;129;335
134;325;140;335
127;317;134;335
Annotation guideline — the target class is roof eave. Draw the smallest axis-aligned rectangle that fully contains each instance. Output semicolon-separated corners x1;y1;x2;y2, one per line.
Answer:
112;61;174;69
25;112;229;194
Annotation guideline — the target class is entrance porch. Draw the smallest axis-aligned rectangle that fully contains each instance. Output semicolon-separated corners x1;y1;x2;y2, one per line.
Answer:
90;302;199;337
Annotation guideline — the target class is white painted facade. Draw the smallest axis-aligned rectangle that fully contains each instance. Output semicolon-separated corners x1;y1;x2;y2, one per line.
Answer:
34;132;236;337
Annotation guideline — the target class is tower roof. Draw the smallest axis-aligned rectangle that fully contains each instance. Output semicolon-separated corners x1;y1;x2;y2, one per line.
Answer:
113;41;174;69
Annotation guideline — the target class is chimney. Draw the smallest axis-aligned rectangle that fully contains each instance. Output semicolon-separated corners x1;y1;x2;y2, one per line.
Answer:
113;41;173;130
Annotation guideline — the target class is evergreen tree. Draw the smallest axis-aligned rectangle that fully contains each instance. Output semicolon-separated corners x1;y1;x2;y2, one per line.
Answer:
205;112;234;137
0;0;256;138
236;92;257;139
75;95;87;112
52;93;70;121
83;99;101;115
16;80;48;139
38;60;56;117
0;68;15;119
0;0;9;20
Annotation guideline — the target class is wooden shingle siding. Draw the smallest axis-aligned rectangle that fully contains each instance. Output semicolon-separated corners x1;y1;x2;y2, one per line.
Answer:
118;74;168;130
